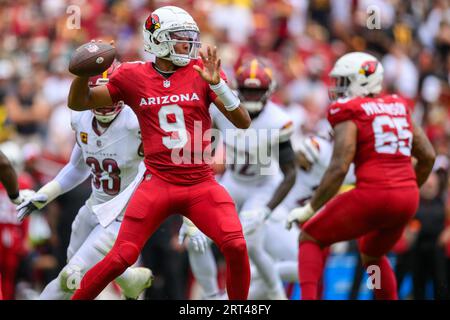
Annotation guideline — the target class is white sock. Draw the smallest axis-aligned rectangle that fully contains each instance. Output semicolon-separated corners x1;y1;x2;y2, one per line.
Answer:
39;278;73;300
187;243;220;297
276;260;298;282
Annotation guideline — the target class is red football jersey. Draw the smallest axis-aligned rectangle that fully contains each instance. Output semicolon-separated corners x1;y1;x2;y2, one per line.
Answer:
327;94;417;189
106;60;224;185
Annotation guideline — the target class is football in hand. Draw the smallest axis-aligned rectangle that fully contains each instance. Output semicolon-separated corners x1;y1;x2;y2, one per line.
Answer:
68;42;116;77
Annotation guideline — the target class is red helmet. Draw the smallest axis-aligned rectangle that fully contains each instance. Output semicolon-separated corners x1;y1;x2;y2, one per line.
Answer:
235;58;275;115
89;61;123;123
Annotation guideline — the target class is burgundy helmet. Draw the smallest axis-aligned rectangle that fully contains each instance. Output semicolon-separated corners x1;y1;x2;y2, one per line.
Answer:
88;61;123;123
235;58;275;115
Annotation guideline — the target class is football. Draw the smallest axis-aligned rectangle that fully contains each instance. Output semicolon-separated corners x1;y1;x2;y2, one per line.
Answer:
68;42;116;77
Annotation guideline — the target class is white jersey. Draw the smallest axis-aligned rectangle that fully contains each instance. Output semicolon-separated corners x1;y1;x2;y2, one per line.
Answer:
282;136;356;211
211;101;293;183
71;107;142;207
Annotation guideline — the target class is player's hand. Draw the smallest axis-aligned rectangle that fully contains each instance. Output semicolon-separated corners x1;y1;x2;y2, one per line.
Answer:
286;203;315;230
241;207;271;236
16;192;48;222
178;219;208;254
193;46;221;85
10;189;36;205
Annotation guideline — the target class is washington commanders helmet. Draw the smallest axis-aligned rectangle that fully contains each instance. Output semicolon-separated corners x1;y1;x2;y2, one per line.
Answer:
235;58;275;116
88;61;123;123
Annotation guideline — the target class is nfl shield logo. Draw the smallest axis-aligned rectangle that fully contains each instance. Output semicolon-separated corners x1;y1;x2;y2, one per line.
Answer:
163;80;171;88
97;140;102;147
85;43;99;53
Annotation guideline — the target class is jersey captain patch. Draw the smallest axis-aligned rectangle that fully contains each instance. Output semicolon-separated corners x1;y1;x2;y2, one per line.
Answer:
80;132;88;144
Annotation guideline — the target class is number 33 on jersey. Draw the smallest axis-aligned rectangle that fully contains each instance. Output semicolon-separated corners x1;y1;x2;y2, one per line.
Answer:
71;107;143;205
327;94;417;189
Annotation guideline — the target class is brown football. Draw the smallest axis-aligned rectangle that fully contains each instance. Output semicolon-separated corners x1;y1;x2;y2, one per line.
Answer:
68;42;116;77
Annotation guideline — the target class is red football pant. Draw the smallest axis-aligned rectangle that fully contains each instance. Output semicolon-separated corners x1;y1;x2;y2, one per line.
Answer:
0;274;3;300
72;174;250;300
0;224;27;300
299;187;419;300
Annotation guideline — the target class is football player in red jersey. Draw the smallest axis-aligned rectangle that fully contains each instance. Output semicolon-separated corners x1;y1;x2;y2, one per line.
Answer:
67;6;252;300
286;52;436;300
0;142;35;299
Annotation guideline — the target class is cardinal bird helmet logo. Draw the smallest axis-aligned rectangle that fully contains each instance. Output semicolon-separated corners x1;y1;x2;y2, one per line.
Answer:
359;60;378;77
145;13;161;34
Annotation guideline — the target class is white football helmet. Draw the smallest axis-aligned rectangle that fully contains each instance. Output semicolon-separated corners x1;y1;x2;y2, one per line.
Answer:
329;52;384;100
142;6;201;67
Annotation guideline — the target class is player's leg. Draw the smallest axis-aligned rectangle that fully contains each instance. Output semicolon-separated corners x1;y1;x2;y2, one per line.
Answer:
240;179;287;299
248;262;271;299
106;220;154;300
0;227;13;300
185;239;221;298
218;170;246;210
184;170;246;299
359;227;405;300
358;187;419;300
71;176;172;300
0;226;25;300
66;204;99;262
1;249;19;300
41;221;152;299
0;228;5;299
40;205;98;300
359;225;414;301
245;224;286;299
0;274;3;300
298;188;389;299
264;207;299;282
184;180;250;300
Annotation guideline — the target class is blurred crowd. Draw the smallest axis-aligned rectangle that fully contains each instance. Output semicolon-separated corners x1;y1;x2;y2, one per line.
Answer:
1;0;450;299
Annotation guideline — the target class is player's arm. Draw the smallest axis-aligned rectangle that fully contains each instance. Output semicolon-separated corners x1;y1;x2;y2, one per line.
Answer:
213;98;251;129
0;150;20;203
68;78;113;111
411;122;436;187
309;120;357;211
266;140;297;210
194;46;251;129
17;144;91;221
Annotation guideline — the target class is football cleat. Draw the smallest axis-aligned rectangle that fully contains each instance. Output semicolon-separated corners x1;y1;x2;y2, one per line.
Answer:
119;267;154;300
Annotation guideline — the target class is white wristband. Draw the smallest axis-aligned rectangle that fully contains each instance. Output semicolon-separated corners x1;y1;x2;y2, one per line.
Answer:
210;79;240;112
35;180;63;209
